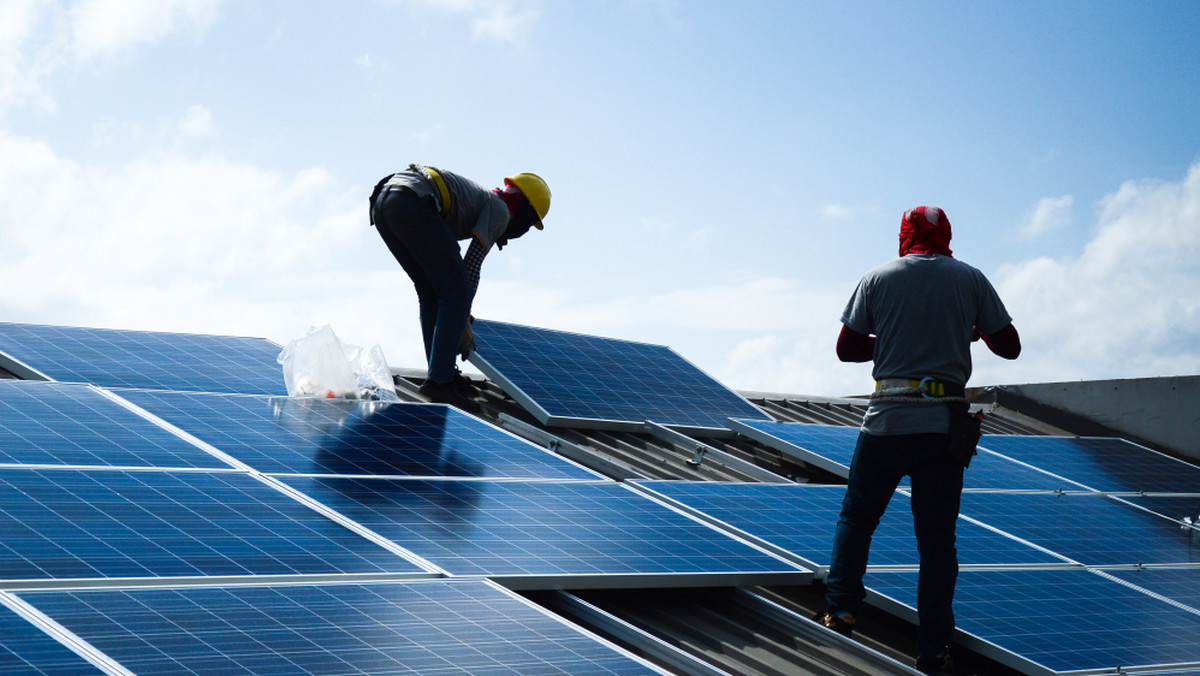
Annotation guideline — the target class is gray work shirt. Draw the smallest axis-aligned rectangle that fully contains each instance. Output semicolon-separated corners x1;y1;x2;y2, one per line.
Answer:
842;254;1012;435
382;166;511;251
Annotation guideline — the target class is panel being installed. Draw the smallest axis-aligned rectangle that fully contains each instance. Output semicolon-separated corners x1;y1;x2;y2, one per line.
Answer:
0;380;229;470
468;319;771;433
636;481;1065;572
959;491;1200;566
20;580;665;675
867;568;1200;675
0;467;427;581
0;322;286;396
730;419;1078;491
0;599;104;675
279;476;808;587
980;434;1200;494
118;389;599;480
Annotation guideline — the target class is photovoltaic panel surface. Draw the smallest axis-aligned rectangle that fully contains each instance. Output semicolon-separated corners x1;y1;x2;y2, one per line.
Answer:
959;491;1200;566
469;319;770;432
0;468;426;580
0;600;103;675
0;322;286;395
980;434;1200;493
729;419;1074;491
867;568;1200;675
116;389;599;480
1105;568;1200;614
0;381;229;469
279;477;805;583
20;580;663;675
636;481;1064;570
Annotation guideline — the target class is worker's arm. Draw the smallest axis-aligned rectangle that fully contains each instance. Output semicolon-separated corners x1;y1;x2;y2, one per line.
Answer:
464;236;487;296
836;325;875;362
980;323;1021;359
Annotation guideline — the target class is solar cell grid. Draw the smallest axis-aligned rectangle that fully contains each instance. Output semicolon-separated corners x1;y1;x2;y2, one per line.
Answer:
0;380;229;470
980;435;1200;494
0;600;102;675
1105;568;1200;615
0;468;425;581
959;491;1200;566
21;580;663;675
470;319;770;432
867;568;1200;675
637;481;1065;569
0;322;286;396
116;389;599;480
279;477;805;582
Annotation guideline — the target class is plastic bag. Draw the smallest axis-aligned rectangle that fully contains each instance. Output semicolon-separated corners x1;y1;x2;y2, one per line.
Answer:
277;325;399;401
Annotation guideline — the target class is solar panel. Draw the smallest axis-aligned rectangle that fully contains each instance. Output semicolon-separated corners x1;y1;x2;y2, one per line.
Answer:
0;380;230;469
468;319;771;433
959;491;1200;566
0;322;286;395
0;467;427;580
636;481;1065;571
729;419;1078;491
20;580;663;675
0;600;104;675
1105;568;1200;615
278;477;807;586
980;435;1200;493
117;389;600;480
866;568;1200;675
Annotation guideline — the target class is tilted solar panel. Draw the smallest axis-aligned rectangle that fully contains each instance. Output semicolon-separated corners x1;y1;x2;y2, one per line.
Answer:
0;322;286;395
469;319;771;433
636;481;1065;571
279;476;807;587
117;389;599;480
0;600;104;675
0;380;230;469
867;568;1200;675
20;580;664;675
1105;568;1200;615
0;467;427;581
980;434;1200;494
959;491;1200;566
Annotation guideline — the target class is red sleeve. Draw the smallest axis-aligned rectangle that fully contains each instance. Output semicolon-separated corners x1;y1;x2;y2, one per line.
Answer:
981;323;1021;359
836;325;875;363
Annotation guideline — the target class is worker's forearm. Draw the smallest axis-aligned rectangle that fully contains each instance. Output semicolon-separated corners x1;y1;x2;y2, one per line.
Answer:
982;323;1021;359
836;325;875;362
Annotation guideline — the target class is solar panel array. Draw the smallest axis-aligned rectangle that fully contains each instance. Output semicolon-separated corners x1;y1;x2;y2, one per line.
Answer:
713;419;1200;674
469;318;771;433
0;322;810;674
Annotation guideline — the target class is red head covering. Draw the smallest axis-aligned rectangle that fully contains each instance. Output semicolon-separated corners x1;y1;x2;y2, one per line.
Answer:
899;206;953;257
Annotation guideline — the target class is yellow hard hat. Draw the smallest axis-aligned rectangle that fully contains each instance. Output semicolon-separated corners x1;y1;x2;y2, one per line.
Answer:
504;172;550;229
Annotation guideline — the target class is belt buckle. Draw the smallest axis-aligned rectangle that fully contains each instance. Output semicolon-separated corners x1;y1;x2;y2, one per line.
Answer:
918;376;937;399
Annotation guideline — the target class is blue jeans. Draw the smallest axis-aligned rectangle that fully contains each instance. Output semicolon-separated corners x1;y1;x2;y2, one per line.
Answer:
373;189;472;384
824;431;963;655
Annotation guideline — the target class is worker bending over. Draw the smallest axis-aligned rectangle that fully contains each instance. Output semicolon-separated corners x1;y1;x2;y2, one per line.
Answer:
818;206;1020;675
370;165;550;413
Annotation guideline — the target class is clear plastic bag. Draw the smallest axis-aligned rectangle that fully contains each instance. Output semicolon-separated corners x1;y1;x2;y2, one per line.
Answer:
277;325;399;401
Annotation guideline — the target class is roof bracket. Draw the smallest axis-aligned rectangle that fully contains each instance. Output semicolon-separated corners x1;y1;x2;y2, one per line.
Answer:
687;447;706;467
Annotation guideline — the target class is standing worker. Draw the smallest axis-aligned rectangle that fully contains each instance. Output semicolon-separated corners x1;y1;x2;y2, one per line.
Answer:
816;206;1021;674
369;164;550;413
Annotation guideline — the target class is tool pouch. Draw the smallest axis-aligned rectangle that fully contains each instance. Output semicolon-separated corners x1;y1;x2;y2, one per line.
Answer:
946;401;982;468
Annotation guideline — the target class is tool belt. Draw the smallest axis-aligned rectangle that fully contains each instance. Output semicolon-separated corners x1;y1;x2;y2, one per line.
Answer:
873;377;980;468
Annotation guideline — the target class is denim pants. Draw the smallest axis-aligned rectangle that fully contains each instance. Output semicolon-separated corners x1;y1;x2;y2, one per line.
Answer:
824;431;964;655
373;189;471;384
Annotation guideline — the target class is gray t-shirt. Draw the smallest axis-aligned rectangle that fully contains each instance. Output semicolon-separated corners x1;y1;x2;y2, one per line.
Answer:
842;254;1012;435
383;166;511;251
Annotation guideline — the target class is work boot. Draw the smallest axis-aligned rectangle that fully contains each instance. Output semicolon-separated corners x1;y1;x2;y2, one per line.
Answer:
449;369;477;395
418;379;482;414
813;610;855;638
915;646;954;674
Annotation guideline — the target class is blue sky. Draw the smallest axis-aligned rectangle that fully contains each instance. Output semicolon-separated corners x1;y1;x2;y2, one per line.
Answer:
1;0;1198;396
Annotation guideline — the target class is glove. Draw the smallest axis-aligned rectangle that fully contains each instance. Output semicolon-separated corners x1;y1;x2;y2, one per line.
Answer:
458;321;476;359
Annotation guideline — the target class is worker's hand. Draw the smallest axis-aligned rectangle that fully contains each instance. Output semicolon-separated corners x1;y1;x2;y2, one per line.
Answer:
458;322;476;359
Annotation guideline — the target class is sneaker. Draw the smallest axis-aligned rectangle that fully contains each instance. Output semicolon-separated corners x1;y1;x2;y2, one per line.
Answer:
449;370;477;395
915;646;954;674
418;379;482;414
814;610;855;637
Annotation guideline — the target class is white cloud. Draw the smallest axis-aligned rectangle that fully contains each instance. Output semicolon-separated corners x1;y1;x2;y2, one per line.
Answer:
177;104;215;139
393;0;539;45
1019;194;1074;239
993;162;1200;385
68;0;224;61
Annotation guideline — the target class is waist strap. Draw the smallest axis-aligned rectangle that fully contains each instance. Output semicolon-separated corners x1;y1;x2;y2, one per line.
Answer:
875;377;965;399
422;166;452;218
